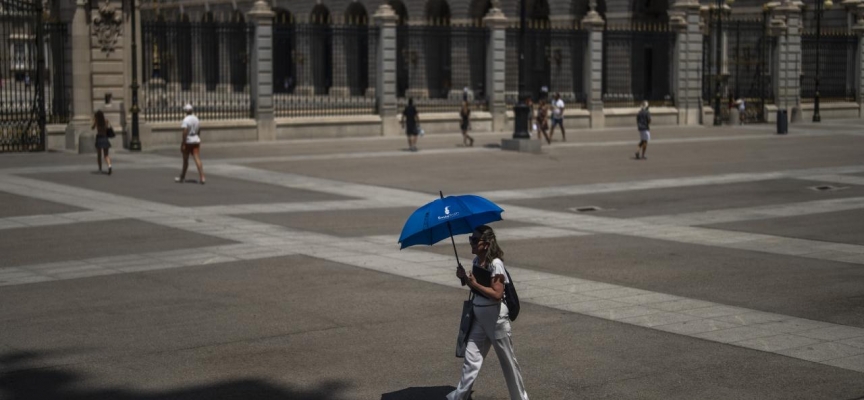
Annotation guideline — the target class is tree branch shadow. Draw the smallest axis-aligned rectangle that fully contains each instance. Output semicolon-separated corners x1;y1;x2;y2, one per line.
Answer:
0;350;351;400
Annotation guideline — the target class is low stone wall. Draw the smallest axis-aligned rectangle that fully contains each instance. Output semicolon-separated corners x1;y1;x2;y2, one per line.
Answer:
143;119;258;148
413;111;493;135
604;107;679;128
277;115;381;140
504;108;591;131
797;102;861;121
46;124;68;151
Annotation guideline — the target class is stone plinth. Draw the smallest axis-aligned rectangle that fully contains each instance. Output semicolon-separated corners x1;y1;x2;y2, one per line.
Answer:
501;138;542;154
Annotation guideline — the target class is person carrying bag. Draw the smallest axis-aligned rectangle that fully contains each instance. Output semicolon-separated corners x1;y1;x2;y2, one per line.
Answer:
448;225;529;400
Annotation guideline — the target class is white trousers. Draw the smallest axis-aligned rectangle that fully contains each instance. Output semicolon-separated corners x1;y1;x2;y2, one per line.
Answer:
447;303;529;400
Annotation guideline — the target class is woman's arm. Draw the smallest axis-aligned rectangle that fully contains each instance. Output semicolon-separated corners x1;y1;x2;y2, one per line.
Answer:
466;273;505;302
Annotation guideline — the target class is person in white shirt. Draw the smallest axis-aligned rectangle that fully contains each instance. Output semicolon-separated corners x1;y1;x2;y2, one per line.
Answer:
449;225;529;400
176;104;206;184
549;93;566;142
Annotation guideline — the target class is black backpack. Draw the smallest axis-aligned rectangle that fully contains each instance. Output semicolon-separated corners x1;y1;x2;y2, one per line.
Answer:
503;269;520;322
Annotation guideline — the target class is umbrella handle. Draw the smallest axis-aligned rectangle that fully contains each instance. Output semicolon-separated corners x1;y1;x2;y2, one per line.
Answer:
441;191;467;287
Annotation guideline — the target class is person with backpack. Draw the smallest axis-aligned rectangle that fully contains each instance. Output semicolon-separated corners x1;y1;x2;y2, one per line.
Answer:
449;225;529;400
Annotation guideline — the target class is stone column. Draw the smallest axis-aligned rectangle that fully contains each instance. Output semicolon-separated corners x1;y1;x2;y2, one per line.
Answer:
669;0;702;125
484;7;507;131
65;0;94;151
582;11;604;128
248;1;275;141
771;0;803;123
375;5;400;136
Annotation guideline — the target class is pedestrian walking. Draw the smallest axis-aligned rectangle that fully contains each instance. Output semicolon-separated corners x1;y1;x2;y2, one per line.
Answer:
635;101;651;160
91;110;113;175
402;98;420;152
549;93;566;142
736;97;746;125
448;225;529;400
175;104;206;184
460;101;474;147
535;99;550;145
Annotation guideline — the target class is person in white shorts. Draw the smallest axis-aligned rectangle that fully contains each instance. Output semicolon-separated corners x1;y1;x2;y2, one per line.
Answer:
636;101;651;160
176;104;206;184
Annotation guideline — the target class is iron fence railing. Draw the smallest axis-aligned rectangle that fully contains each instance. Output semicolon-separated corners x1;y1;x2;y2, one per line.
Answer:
801;31;857;102
602;24;675;108
44;21;69;124
397;22;488;114
0;0;46;152
141;19;254;121
505;21;588;108
273;19;378;118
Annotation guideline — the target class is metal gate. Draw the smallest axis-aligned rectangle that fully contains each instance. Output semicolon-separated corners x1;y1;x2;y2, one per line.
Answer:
704;18;773;123
1;0;46;152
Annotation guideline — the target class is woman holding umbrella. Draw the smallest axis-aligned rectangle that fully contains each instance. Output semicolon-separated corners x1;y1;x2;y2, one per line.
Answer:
448;225;529;400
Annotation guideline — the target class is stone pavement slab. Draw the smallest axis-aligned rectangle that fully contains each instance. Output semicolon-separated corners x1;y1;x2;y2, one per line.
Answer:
0;219;235;269
0;191;84;218
421;234;864;328
706;208;864;247
237;207;535;238
504;179;864;218
26;168;354;207
3;256;864;400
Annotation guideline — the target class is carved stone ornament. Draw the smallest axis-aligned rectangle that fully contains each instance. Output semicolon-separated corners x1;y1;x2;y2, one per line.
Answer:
93;0;122;54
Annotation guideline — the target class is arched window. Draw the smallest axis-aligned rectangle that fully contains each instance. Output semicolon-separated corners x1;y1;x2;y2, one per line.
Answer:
201;11;219;91
388;0;409;97
425;0;451;99
273;8;295;94
310;4;332;95
345;3;369;96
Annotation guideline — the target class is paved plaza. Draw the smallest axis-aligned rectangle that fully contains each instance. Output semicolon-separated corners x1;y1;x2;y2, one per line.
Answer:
3;122;864;399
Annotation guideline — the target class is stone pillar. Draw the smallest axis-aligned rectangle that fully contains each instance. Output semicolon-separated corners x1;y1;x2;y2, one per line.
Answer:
669;0;702;125
375;5;400;136
771;0;803;123
249;1;275;141
582;11;605;128
65;0;94;151
484;7;507;131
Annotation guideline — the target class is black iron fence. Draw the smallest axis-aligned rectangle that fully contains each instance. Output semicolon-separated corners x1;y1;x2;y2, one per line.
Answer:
141;18;254;121
703;18;774;122
1;0;46;152
397;21;488;114
273;17;379;118
44;21;69;124
801;31;857;102
602;24;675;107
505;21;588;108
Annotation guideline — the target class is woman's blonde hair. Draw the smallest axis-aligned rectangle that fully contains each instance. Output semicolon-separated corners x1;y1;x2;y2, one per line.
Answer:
475;225;503;265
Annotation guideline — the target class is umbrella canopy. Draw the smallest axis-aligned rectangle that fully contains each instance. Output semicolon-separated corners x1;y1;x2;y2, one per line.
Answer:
398;194;504;249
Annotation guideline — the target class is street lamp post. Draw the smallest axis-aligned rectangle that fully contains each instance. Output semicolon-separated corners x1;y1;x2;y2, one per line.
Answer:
128;0;142;151
813;0;834;122
512;0;530;138
713;0;734;126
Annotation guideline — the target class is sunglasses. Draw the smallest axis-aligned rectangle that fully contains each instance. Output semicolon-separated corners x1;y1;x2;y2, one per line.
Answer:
469;237;482;244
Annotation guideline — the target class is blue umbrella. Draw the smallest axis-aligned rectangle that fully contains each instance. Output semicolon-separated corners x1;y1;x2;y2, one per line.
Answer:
399;192;504;281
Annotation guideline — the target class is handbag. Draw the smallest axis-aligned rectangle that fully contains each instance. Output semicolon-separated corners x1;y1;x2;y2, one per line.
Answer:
456;292;475;358
105;126;115;138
